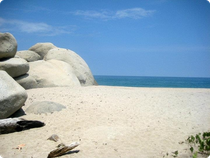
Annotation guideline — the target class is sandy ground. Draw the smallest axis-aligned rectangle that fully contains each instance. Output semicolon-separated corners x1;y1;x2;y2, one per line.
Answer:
0;86;210;158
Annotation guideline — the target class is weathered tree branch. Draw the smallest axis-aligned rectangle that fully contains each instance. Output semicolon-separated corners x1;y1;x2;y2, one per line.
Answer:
48;142;79;158
0;118;45;134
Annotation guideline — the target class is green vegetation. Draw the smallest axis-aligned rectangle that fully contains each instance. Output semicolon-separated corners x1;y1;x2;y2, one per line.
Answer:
172;150;178;157
187;132;210;158
163;132;210;158
163;150;178;158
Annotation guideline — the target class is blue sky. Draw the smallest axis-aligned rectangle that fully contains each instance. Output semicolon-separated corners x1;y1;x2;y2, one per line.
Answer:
0;0;210;77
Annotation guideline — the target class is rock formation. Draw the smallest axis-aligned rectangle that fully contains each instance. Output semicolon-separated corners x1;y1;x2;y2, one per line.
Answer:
0;32;97;90
0;32;98;119
16;43;97;89
0;71;28;119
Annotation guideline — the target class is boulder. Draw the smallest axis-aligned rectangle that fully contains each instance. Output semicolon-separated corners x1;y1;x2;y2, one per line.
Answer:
0;32;17;60
0;71;28;119
44;48;96;86
14;74;38;90
16;50;42;62
25;101;66;114
29;43;57;59
21;59;81;88
0;58;29;78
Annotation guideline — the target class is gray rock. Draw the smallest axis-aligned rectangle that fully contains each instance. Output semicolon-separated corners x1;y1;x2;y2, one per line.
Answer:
29;43;57;59
44;48;96;86
0;71;28;119
25;59;81;88
25;101;66;114
14;74;38;89
0;32;17;60
16;50;42;62
0;58;29;78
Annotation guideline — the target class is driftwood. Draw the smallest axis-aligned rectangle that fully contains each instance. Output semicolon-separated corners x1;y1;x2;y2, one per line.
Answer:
47;142;79;158
0;118;45;134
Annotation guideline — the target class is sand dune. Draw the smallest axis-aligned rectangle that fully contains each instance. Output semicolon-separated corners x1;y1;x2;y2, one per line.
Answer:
0;86;210;158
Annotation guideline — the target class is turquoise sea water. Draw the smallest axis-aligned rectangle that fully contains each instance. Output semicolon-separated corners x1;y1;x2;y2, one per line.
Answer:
94;75;210;88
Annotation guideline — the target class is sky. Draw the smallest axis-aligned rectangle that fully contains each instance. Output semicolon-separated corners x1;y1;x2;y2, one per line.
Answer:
0;0;210;77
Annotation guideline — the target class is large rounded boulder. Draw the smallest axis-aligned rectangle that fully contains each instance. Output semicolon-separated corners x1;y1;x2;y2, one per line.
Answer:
44;48;96;86
0;71;28;119
0;32;17;60
29;43;57;59
16;59;81;89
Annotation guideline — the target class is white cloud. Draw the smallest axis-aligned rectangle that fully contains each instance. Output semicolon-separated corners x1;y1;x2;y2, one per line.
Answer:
15;21;52;33
73;8;155;20
0;17;73;36
74;10;111;19
114;8;155;19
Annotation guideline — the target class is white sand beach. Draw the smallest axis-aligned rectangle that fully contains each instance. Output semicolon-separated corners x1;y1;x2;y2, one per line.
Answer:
0;86;210;158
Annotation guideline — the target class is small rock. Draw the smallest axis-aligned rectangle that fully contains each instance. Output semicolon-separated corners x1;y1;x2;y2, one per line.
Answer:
48;134;60;142
25;101;66;114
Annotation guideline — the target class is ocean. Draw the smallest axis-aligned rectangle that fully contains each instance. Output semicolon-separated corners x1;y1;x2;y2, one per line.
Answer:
94;75;210;88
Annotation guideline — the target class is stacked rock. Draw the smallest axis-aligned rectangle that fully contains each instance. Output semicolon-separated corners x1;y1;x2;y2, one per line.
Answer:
0;32;98;118
0;32;28;119
0;32;97;90
0;32;29;78
16;43;97;89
